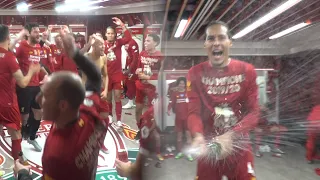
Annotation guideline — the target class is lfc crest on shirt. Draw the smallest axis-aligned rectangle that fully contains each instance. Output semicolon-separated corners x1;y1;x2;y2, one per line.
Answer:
213;103;238;129
107;51;116;61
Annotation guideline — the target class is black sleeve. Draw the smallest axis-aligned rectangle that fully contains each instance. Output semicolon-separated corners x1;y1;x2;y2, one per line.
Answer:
18;169;33;180
72;50;102;93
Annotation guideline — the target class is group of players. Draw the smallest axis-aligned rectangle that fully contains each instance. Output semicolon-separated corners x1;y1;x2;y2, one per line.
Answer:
1;17;316;180
0;15;165;179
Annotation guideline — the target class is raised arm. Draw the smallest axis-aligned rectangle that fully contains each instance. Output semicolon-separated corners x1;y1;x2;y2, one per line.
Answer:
9;29;29;52
112;17;132;46
6;54;41;88
59;30;101;93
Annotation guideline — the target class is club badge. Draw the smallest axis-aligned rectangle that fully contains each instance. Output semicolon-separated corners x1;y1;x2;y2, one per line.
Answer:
107;51;116;61
186;81;192;91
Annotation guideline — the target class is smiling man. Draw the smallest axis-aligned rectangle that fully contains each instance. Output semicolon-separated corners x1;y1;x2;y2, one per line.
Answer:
187;21;260;180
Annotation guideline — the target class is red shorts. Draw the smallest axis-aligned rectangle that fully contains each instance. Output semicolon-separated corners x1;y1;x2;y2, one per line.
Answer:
0;106;21;130
108;72;123;92
175;117;187;132
196;148;255;180
135;82;156;106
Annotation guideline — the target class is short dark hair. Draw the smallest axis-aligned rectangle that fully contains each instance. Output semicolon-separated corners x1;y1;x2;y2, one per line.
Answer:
147;33;160;45
106;26;115;32
176;77;186;86
0;24;9;43
24;23;39;34
205;21;232;38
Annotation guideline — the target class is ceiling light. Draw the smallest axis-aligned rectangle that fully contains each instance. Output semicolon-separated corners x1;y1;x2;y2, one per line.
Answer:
69;24;85;26
56;0;107;12
80;6;104;11
269;21;311;39
232;0;303;39
17;2;31;12
174;19;188;38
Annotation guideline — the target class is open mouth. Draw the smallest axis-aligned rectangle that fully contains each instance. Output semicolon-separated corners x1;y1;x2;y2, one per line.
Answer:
212;51;223;57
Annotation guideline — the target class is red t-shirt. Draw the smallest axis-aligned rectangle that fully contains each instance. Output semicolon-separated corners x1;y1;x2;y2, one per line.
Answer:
105;30;132;76
136;50;163;90
139;107;155;154
186;59;260;178
60;53;78;74
308;105;320;121
0;47;20;107
42;92;108;180
125;39;139;74
49;44;63;72
40;45;54;73
14;40;41;86
187;59;260;136
168;90;188;120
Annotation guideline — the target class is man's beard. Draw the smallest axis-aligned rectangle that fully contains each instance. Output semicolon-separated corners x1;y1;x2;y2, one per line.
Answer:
30;37;39;44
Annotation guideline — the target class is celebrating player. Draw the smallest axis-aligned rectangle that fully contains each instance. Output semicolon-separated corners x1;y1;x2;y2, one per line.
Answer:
105;17;132;127
0;24;40;161
83;34;110;153
167;77;193;161
42;25;78;74
10;23;48;152
122;38;139;109
135;34;163;129
115;106;162;179
254;104;286;157
38;30;107;179
187;21;260;180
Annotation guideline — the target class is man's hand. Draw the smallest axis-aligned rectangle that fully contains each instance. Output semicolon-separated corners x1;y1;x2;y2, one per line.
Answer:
61;25;70;33
40;75;49;85
112;17;125;27
48;25;53;32
115;159;132;177
100;90;107;100
13;159;31;177
138;73;150;80
270;125;280;132
42;31;49;41
135;68;142;75
29;63;41;74
59;30;76;58
89;35;96;45
188;133;207;157
17;29;29;40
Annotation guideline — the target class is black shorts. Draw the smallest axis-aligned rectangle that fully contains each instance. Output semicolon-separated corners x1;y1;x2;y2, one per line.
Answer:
16;86;41;114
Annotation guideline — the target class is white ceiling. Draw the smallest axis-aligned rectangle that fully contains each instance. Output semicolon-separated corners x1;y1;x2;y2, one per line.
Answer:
163;22;320;56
